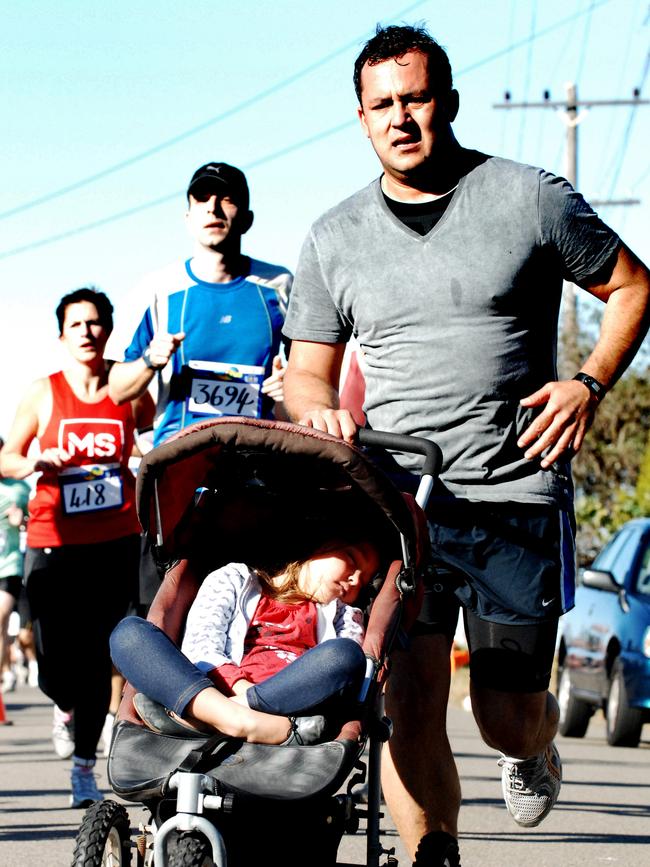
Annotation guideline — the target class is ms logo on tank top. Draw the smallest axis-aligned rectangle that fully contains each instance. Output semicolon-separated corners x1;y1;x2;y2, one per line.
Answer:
57;419;126;461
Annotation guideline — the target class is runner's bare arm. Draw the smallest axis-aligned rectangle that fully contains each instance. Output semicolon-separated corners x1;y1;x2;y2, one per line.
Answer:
0;379;69;478
131;389;156;432
519;244;650;467
261;355;290;421
108;331;185;404
284;340;358;442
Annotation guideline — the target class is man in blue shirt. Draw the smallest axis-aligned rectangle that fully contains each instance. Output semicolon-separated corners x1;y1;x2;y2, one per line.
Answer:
109;162;292;446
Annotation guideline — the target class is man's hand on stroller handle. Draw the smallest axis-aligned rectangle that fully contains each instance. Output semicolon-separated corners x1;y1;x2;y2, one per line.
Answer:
299;408;358;442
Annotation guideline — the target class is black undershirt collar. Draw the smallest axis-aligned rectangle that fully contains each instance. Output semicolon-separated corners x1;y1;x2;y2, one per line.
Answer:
382;187;456;236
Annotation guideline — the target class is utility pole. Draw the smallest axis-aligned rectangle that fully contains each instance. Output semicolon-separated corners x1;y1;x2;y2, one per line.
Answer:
494;84;648;378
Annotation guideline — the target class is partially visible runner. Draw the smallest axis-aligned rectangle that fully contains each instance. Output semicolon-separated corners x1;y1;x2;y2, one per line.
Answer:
108;162;293;608
0;441;30;694
0;288;153;808
282;25;650;867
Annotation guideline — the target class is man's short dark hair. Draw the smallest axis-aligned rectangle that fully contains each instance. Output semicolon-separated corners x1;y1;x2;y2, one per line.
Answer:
353;24;453;104
56;287;114;336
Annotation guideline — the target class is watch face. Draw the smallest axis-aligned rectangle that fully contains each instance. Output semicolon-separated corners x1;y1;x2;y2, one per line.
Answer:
575;372;604;398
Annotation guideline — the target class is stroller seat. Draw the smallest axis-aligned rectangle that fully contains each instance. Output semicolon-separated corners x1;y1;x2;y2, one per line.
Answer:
109;718;362;803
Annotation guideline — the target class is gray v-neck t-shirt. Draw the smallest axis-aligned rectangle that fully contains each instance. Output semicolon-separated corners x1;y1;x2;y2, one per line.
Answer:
283;155;619;505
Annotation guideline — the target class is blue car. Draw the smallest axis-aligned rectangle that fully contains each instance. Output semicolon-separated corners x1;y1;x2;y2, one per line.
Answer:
557;517;650;747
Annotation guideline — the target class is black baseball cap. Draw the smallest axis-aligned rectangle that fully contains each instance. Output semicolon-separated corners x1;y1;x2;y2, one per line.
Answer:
187;162;250;209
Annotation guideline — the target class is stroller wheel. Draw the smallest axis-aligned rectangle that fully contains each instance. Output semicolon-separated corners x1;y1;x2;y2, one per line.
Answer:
167;831;215;867
72;799;132;866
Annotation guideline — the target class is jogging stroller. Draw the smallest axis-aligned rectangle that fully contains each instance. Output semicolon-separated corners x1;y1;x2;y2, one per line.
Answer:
72;417;440;867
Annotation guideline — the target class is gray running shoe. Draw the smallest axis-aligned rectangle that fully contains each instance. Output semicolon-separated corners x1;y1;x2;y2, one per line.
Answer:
499;742;562;827
282;715;327;746
70;764;103;809
52;705;75;759
100;712;115;757
133;693;213;738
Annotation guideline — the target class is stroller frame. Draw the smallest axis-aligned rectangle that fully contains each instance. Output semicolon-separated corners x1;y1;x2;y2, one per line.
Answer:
73;418;440;867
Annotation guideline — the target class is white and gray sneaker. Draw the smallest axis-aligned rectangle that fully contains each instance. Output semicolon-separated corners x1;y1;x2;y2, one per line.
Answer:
100;712;115;757
52;705;75;759
70;760;103;809
1;668;17;693
499;742;562;827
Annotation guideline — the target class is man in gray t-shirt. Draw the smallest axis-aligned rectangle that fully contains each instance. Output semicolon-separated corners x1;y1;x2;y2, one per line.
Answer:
283;24;650;867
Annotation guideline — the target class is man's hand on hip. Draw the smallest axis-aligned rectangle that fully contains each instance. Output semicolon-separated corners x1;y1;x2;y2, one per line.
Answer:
518;379;598;468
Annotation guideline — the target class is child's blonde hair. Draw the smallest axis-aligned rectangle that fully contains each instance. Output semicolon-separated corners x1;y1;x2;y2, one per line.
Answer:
256;539;376;605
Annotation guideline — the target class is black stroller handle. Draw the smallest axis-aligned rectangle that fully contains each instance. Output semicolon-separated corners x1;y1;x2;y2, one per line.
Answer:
357;428;442;479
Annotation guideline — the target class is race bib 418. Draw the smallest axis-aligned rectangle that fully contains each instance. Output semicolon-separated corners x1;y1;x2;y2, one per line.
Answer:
59;463;124;516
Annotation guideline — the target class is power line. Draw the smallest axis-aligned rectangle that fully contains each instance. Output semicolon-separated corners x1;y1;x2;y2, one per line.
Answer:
633;162;650;187
0;0;611;226
517;0;538;160
455;0;612;77
498;0;518;154
0;121;354;262
575;0;596;83
0;0;428;224
605;49;650;201
0;0;619;261
594;0;643;196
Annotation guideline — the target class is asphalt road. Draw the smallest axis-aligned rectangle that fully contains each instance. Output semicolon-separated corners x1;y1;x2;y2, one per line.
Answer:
1;683;649;866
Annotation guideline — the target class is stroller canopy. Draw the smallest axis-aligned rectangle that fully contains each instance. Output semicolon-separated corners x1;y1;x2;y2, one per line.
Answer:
136;418;421;569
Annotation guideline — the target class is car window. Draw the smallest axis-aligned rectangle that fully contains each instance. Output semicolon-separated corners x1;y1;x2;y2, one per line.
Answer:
612;529;645;586
593;527;635;585
635;537;650;596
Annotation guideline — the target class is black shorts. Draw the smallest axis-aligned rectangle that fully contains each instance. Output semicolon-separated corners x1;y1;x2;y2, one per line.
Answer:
0;575;22;600
412;499;576;693
16;584;32;628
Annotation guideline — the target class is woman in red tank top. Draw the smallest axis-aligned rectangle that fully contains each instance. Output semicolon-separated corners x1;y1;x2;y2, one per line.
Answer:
0;287;153;808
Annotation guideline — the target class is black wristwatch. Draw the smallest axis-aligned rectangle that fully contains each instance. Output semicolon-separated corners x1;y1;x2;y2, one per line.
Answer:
573;372;606;402
142;346;163;370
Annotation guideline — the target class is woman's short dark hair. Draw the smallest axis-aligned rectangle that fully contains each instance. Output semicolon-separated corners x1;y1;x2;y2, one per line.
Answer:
353;24;453;104
55;287;114;336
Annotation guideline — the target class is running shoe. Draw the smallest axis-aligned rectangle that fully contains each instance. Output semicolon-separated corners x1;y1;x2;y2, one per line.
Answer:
412;830;461;866
52;705;75;759
1;668;17;693
100;712;115;757
133;693;213;738
499;742;562;827
283;714;328;746
28;660;39;688
70;762;103;808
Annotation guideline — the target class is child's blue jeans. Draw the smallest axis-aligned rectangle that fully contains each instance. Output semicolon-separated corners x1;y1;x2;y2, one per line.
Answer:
110;616;366;719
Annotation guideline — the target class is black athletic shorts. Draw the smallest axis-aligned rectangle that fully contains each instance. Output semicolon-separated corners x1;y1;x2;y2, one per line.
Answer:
411;499;576;693
0;575;22;600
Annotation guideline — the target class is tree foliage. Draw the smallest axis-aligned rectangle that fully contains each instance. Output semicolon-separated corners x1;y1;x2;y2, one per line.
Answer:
573;369;650;563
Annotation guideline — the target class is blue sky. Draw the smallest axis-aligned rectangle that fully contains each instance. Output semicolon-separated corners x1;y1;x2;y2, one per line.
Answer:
1;0;648;437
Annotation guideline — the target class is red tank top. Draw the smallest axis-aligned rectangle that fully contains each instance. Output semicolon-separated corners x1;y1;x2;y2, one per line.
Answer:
27;371;140;547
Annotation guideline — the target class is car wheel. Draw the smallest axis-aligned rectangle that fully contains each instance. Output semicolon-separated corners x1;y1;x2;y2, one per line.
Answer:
606;659;644;747
557;666;592;738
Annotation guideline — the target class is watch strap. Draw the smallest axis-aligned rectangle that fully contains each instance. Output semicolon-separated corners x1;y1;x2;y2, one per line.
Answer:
573;372;606;401
142;346;161;370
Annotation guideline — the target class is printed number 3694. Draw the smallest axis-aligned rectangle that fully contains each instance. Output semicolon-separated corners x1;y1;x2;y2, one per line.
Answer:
194;383;255;414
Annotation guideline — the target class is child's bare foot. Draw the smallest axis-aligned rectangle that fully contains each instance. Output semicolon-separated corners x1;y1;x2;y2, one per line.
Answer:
188;688;291;744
